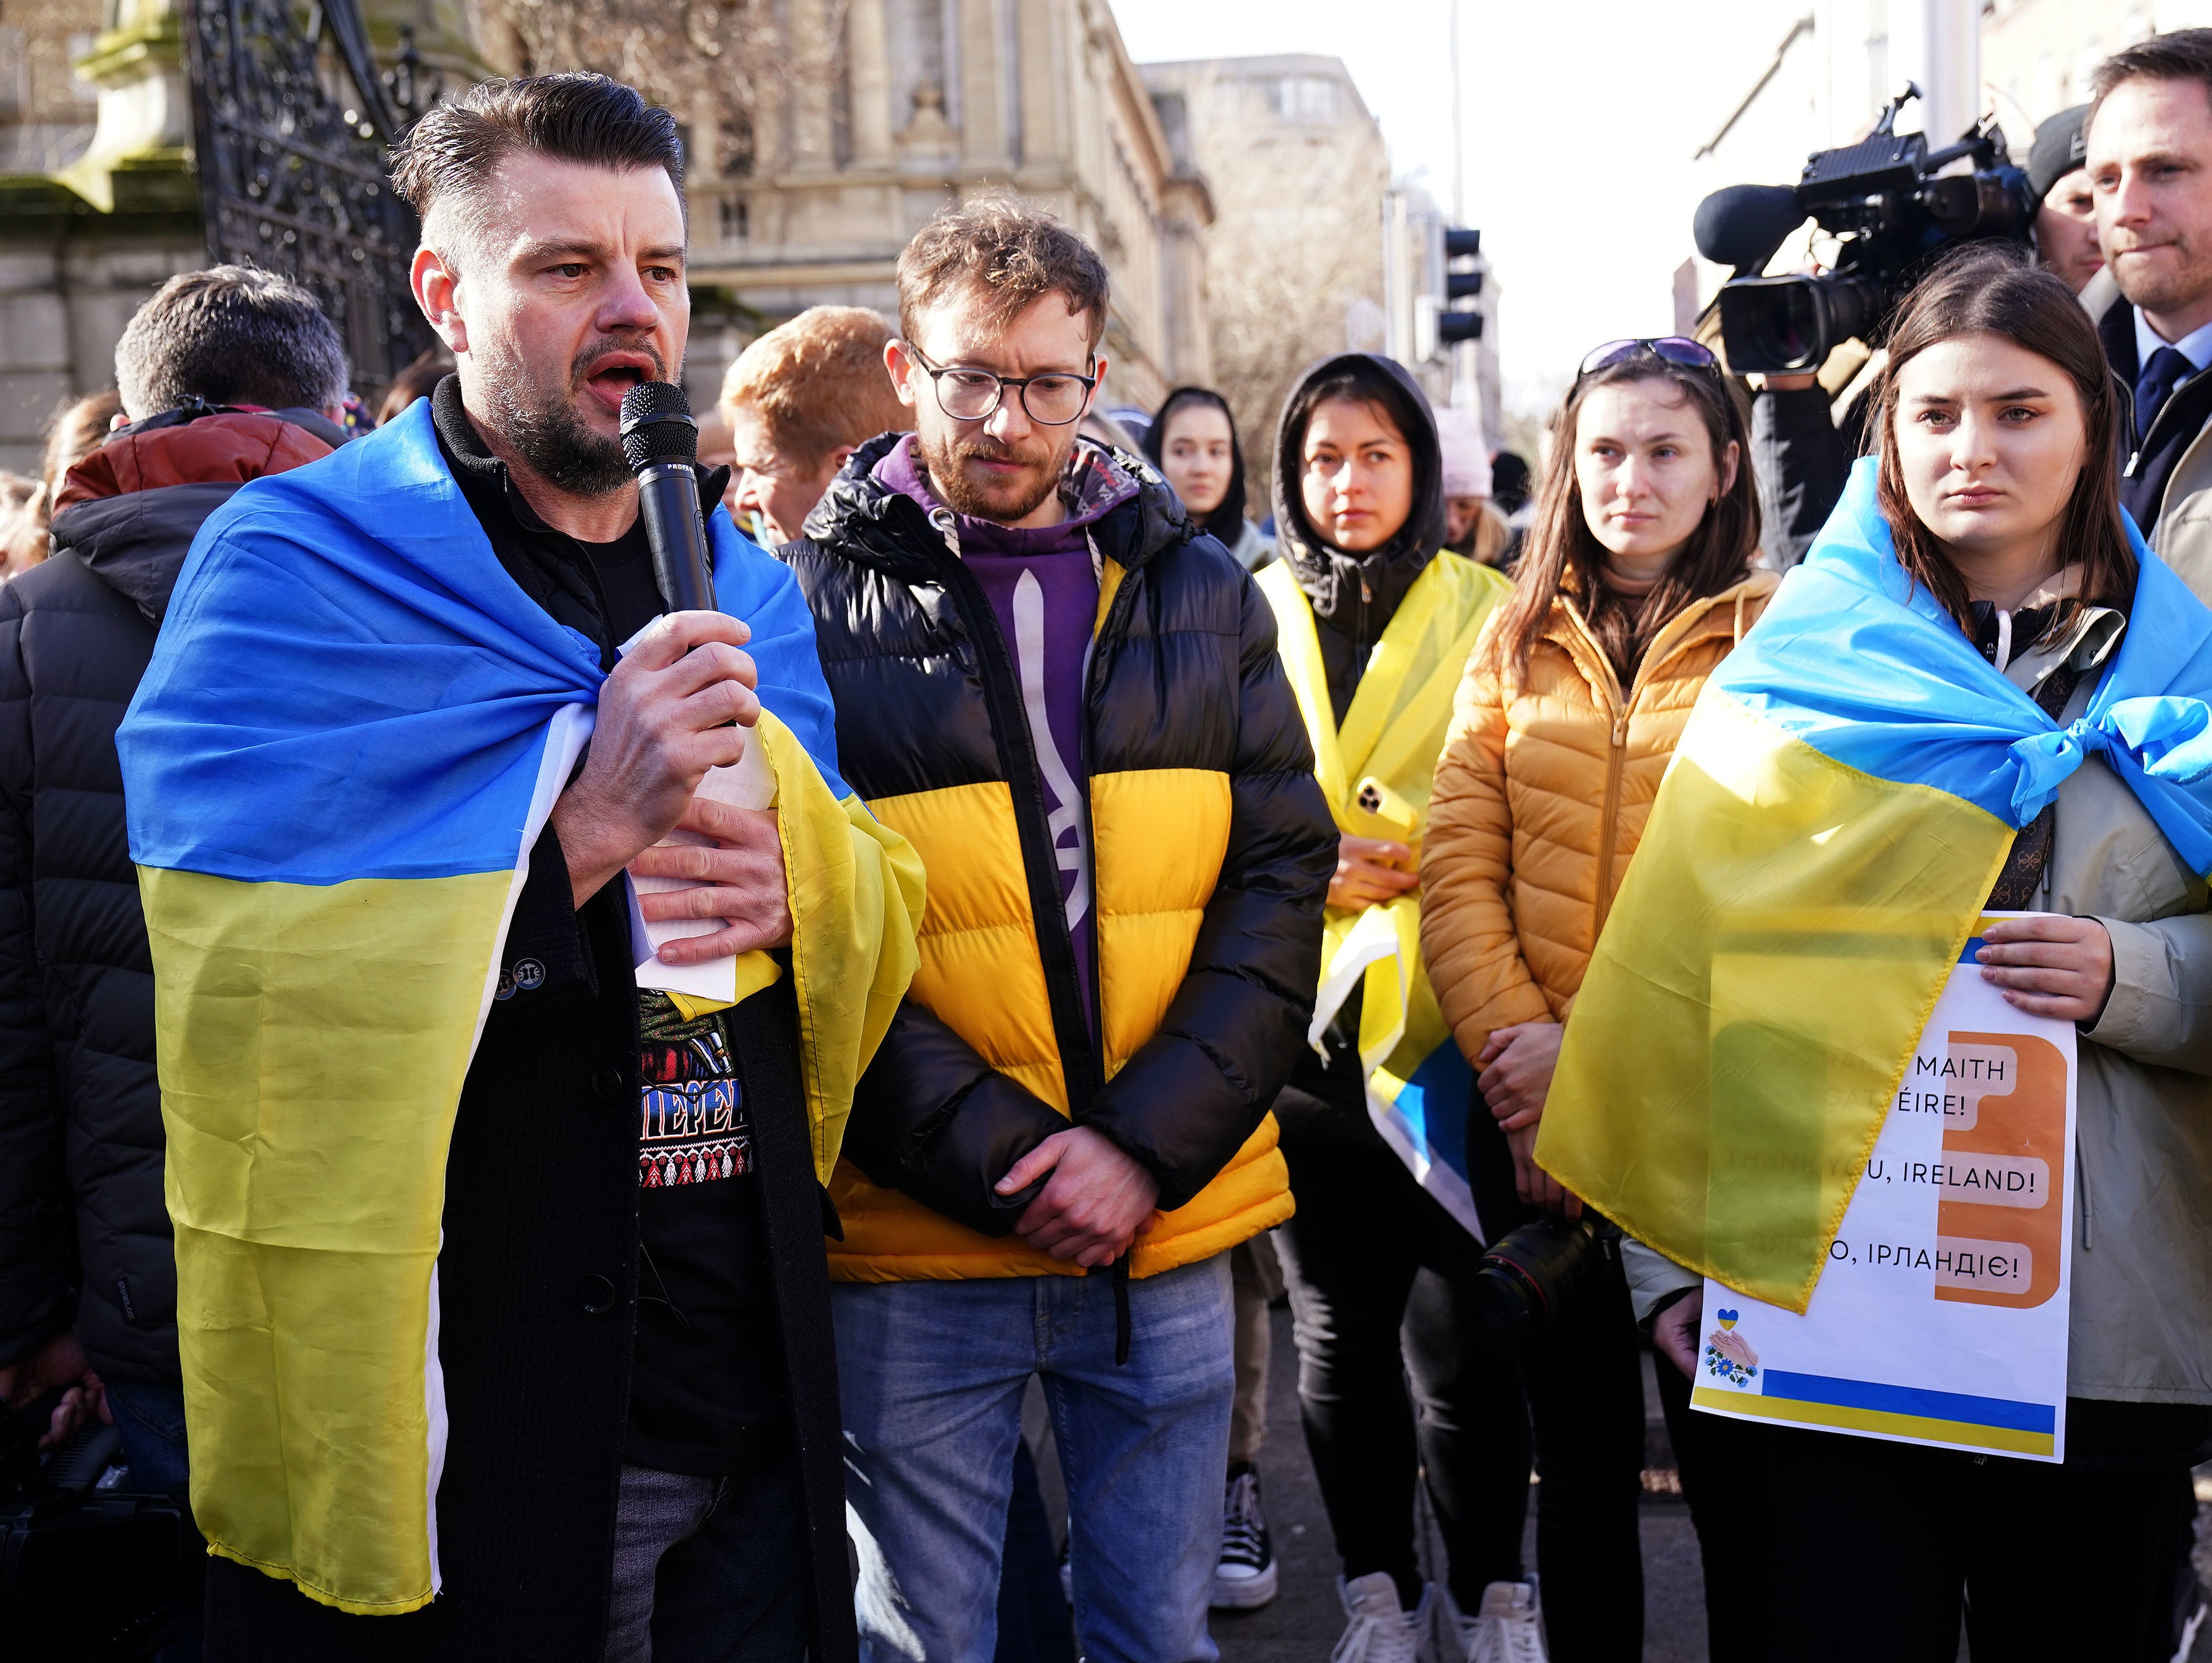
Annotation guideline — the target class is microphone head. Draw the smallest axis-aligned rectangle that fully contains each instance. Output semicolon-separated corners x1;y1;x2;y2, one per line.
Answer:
619;380;699;471
1694;184;1807;270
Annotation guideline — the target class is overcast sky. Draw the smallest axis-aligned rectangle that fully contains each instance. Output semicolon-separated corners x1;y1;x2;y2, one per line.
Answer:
1110;0;1785;416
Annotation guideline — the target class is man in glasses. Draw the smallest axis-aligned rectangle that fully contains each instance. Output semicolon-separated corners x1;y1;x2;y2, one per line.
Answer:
779;198;1335;1661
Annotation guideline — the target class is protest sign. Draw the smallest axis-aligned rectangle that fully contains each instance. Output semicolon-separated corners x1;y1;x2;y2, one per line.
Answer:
1692;914;2077;1461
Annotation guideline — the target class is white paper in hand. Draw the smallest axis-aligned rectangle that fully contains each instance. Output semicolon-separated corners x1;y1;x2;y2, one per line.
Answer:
615;620;777;1005
627;735;775;1003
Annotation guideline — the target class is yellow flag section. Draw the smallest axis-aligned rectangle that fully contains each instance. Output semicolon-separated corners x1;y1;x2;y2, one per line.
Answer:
143;712;921;1614
146;861;514;1612
1535;687;2011;1312
760;715;926;1184
1258;552;1512;1234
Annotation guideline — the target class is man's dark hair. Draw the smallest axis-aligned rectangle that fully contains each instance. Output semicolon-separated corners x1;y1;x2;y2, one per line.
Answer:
2090;27;2212;122
896;197;1110;349
114;265;349;418
389;73;685;241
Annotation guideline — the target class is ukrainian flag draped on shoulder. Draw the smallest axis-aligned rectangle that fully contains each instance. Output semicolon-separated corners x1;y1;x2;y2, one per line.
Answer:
1539;458;2212;1311
116;397;922;1616
1260;550;1512;1237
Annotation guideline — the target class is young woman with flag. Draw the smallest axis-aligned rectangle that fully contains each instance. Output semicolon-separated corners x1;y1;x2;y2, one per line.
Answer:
1420;339;1776;1658
1541;246;2212;1660
1254;353;1523;1663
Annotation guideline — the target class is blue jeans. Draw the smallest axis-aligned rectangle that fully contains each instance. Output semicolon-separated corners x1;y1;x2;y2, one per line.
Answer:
106;1378;204;1663
835;1257;1235;1663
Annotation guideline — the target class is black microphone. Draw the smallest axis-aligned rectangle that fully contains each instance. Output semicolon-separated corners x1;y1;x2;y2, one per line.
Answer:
1693;183;1808;272
619;380;717;614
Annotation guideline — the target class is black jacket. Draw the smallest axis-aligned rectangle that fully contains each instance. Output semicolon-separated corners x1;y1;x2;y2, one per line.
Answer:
2098;289;2212;537
0;404;344;1383
1750;384;1859;568
782;437;1333;1254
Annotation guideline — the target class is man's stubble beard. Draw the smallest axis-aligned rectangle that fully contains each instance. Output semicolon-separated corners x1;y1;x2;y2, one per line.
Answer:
916;422;1074;524
2116;231;2212;318
479;332;667;497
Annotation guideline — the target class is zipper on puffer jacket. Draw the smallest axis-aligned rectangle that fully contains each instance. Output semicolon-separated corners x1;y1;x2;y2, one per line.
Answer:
933;507;1148;1359
1565;596;1736;940
922;507;1105;1116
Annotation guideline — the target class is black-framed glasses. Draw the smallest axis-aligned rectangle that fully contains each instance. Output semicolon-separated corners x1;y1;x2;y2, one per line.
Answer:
1576;337;1722;380
905;344;1098;426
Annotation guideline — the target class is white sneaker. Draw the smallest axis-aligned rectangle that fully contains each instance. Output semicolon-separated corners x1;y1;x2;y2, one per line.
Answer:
1331;1571;1435;1663
1210;1462;1279;1609
1459;1578;1547;1663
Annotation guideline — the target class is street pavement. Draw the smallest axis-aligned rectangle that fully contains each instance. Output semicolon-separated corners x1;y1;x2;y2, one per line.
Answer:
1206;1302;2212;1662
1033;1298;2212;1659
1207;1303;1708;1663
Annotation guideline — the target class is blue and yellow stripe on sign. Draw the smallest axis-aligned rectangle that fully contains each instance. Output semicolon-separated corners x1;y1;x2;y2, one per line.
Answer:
1692;1374;2057;1456
1537;458;2212;1312
118;399;920;1616
1260;552;1512;1238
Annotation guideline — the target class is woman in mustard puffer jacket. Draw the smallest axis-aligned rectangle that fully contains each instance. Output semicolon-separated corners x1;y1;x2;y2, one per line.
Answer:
1420;339;1773;1652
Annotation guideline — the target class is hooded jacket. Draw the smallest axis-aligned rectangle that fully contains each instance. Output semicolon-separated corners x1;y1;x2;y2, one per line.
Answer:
1270;354;1454;722
1143;387;1270;571
1256;354;1513;1221
0;404;341;1382
781;435;1335;1282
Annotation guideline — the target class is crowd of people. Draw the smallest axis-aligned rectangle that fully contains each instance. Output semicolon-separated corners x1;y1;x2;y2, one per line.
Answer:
2;25;2212;1663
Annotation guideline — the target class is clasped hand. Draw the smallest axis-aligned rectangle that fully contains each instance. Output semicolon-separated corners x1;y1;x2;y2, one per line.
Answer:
993;1126;1160;1268
550;611;792;956
1477;1020;1577;1217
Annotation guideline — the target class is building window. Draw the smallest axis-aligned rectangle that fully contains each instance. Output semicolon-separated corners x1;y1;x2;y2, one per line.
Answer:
1272;75;1338;123
719;197;750;243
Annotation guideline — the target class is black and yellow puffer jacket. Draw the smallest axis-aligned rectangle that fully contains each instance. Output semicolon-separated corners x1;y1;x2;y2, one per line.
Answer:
783;435;1335;1281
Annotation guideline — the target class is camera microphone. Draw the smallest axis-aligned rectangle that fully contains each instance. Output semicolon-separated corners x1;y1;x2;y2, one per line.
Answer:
619;380;717;614
1693;183;1806;273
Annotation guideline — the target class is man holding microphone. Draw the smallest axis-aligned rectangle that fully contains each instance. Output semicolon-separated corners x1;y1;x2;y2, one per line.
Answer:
119;73;920;1662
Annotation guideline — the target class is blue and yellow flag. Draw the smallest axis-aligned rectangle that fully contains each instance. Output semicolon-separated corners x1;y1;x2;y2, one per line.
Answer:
1260;552;1513;1237
1539;459;2212;1311
118;399;921;1614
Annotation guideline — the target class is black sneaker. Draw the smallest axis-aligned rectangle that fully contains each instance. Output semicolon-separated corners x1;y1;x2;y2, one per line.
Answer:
1210;1461;1279;1609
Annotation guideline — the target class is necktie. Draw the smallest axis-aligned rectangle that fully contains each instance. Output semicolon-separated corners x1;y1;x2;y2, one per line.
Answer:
2136;344;2194;438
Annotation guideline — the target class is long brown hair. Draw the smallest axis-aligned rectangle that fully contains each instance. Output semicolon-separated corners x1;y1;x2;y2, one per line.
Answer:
1874;245;2134;631
1486;355;1759;683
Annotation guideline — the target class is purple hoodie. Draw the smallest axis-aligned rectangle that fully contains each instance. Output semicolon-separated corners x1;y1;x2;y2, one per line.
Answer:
873;435;1136;1025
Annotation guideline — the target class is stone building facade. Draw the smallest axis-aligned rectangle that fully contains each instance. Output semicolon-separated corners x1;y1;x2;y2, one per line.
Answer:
678;0;1214;420
0;0;1212;472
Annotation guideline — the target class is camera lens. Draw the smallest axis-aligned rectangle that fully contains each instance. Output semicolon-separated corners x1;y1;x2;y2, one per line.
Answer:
1754;283;1820;372
1471;1255;1551;1337
1469;1213;1615;1338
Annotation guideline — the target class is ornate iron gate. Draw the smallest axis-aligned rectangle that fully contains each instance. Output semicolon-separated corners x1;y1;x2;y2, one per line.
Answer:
185;0;440;404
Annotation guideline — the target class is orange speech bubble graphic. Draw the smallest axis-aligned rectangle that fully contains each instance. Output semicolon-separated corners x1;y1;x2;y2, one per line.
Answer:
1931;1030;2066;1309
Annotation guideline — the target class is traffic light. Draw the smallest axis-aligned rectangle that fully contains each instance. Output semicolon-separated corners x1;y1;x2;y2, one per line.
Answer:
1435;226;1483;351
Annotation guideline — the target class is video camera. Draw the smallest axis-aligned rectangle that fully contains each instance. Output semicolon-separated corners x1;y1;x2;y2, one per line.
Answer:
1697;83;2034;375
1;1400;179;1662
